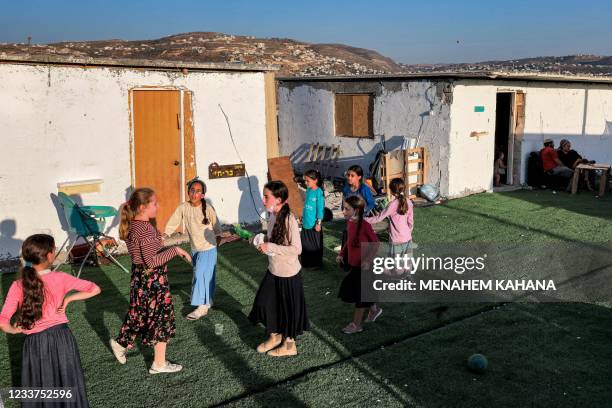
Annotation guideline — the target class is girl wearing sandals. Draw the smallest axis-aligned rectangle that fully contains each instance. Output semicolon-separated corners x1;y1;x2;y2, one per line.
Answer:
110;188;192;374
164;177;223;321
248;181;310;357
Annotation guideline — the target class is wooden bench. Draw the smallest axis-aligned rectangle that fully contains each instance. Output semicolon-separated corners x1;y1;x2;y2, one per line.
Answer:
571;163;611;196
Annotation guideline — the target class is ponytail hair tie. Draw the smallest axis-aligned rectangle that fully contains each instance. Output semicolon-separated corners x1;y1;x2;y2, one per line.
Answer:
24;261;33;268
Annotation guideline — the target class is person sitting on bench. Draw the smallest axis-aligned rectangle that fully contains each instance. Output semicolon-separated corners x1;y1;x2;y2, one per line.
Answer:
540;139;574;190
557;139;595;191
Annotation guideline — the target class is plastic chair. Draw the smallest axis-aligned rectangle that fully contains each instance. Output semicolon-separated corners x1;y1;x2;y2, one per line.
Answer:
54;192;129;277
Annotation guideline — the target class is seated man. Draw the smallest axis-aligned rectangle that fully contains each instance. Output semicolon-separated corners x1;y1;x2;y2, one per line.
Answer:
558;139;595;190
540;139;573;190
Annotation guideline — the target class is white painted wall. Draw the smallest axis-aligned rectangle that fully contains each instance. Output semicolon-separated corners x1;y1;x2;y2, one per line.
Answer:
447;83;498;197
449;80;612;196
0;63;268;258
277;81;452;194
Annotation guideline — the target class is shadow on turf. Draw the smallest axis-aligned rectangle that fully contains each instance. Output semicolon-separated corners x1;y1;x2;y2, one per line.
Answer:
498;190;612;221
1;271;24;386
76;264;130;353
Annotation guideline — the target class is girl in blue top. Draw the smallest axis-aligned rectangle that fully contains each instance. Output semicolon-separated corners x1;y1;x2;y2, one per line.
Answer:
301;169;325;268
342;165;375;215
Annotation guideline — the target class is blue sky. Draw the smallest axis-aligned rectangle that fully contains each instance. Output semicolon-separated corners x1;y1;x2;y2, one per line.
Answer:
1;0;610;64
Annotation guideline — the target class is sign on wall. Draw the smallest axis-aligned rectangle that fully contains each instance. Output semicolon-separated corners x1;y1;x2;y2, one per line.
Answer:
208;162;246;179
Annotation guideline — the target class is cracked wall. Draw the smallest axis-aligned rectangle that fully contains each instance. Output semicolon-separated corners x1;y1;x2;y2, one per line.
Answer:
277;79;452;195
0;63;268;258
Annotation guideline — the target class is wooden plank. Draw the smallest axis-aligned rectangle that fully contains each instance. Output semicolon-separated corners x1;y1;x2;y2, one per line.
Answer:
57;179;103;195
571;169;580;194
265;72;280;159
267;156;304;219
422;147;427;185
352;94;373;137
334;94;353;136
183;91;197;186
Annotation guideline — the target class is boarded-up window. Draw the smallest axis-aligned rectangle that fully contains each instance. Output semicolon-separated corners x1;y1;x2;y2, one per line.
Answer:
334;94;373;138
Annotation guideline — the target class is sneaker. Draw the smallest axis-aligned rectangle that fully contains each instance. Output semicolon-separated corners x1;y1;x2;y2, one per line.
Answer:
149;361;183;375
109;339;127;365
365;305;383;323
342;322;363;334
186;305;209;320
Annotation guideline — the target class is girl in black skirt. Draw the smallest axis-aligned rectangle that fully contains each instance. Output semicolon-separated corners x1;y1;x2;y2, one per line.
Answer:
0;234;101;407
249;181;309;357
300;169;325;268
336;196;380;334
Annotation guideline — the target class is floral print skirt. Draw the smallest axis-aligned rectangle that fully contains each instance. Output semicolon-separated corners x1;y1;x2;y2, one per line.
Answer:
116;263;176;348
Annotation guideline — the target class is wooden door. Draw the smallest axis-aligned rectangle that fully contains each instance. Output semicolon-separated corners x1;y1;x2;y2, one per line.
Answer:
133;90;181;231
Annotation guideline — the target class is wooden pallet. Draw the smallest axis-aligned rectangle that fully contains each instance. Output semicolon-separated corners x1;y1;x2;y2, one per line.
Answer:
380;147;427;200
304;143;341;179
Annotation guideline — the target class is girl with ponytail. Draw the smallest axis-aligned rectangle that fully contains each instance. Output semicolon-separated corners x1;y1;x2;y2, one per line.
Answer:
336;195;380;334
164;178;223;320
365;177;414;282
111;187;192;375
0;234;101;407
300;169;325;268
248;180;309;357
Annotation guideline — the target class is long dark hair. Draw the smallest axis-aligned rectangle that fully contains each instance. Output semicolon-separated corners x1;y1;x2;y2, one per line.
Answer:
345;195;365;248
19;234;55;330
265;181;291;245
188;179;210;225
119;188;155;240
347;165;364;184
304;169;323;189
389;178;408;215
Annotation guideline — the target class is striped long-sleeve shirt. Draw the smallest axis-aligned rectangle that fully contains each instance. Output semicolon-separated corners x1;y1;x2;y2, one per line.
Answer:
127;220;179;268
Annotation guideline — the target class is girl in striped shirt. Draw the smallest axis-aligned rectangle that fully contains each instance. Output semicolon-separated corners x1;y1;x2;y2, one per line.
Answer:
109;188;192;374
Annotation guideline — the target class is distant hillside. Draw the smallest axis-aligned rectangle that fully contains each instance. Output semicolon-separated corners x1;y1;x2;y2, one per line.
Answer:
1;32;610;77
400;55;612;77
0;32;402;76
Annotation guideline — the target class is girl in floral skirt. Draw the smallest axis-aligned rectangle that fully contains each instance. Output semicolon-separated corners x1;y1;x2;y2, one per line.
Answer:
110;188;192;374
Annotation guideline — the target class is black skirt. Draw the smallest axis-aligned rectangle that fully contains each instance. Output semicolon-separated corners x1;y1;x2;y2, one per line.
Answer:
248;270;310;339
300;227;323;268
338;266;373;308
21;324;89;408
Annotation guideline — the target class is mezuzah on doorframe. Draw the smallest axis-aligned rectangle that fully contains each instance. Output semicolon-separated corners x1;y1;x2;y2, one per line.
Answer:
208;162;246;179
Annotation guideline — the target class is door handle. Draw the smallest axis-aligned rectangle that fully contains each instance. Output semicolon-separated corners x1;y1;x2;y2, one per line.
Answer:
173;160;180;166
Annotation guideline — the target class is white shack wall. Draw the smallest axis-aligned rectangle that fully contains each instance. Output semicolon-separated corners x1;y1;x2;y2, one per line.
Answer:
277;81;452;195
0;63;268;258
448;80;612;196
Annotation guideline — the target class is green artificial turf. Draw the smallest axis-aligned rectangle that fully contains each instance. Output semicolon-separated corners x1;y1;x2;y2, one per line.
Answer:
1;190;611;407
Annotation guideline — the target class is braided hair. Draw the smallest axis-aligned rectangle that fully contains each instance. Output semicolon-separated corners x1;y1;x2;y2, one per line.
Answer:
188;178;210;225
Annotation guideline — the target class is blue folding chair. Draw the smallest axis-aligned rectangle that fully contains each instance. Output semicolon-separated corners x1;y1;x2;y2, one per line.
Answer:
54;192;129;277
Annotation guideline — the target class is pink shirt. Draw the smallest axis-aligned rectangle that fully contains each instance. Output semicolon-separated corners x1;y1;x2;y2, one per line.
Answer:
365;198;414;244
0;271;99;335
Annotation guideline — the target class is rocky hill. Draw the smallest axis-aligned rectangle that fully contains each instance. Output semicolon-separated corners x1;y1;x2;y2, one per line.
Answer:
401;55;612;77
0;32;401;76
1;32;610;77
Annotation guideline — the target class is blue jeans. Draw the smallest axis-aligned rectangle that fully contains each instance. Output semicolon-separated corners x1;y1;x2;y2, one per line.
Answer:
191;247;217;306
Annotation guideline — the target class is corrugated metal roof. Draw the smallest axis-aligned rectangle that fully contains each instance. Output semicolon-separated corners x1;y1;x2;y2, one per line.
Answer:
277;71;612;84
0;54;279;72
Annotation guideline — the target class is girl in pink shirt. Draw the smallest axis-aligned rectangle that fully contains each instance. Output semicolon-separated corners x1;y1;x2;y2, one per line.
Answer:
0;234;101;408
365;178;414;278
